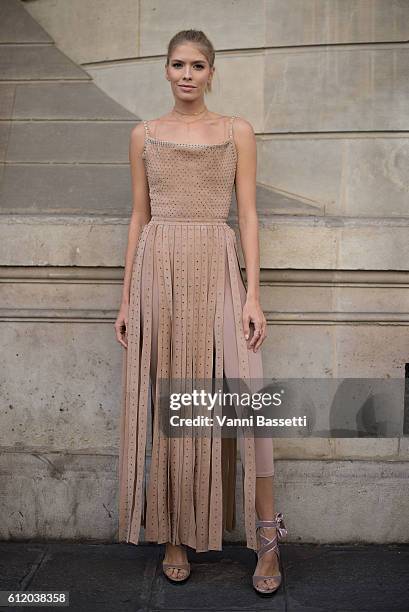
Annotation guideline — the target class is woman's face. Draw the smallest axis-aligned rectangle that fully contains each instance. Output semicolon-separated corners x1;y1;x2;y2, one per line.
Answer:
166;43;214;101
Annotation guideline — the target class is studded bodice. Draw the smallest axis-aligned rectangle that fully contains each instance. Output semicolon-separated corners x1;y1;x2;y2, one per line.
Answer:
141;117;237;220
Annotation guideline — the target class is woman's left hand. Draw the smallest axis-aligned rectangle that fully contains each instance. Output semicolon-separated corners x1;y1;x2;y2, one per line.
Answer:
242;297;267;352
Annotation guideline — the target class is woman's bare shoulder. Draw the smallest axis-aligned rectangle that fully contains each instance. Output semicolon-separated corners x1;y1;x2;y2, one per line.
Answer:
141;115;174;138
130;121;145;140
232;116;255;136
129;118;164;139
129;122;145;158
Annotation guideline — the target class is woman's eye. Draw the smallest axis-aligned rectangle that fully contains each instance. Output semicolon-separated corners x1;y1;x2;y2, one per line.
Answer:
172;63;204;69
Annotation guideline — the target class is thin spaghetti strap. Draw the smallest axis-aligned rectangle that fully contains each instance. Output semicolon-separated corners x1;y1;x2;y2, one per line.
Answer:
142;120;150;138
229;115;236;140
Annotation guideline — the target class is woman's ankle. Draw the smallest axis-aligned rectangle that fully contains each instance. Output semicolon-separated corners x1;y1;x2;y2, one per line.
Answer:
165;542;186;555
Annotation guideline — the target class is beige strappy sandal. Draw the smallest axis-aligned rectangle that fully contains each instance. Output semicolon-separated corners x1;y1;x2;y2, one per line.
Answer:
162;549;191;584
252;511;288;596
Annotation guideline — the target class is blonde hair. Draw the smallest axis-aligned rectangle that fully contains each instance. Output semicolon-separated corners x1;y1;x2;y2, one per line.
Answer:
166;29;215;94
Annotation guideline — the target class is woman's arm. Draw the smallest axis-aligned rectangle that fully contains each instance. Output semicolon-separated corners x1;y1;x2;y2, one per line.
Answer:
120;123;151;306
114;122;151;347
233;117;267;352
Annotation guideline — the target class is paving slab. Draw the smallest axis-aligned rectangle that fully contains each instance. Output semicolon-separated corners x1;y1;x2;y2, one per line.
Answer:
0;542;408;611
282;543;409;611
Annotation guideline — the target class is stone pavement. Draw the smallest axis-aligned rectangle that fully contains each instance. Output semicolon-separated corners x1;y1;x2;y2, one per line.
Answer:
0;541;408;611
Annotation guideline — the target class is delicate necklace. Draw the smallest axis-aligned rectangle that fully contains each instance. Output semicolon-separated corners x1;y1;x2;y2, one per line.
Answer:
172;106;208;117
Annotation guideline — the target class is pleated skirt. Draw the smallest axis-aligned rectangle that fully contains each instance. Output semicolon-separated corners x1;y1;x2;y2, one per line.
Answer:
118;217;273;552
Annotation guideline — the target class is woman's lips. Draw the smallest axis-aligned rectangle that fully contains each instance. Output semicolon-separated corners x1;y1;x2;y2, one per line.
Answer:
179;85;195;90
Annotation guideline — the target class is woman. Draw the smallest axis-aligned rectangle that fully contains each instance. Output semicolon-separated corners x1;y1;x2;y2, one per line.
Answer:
114;29;287;596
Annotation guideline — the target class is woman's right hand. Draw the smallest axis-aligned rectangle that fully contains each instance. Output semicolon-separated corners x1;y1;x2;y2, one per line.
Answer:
114;303;129;349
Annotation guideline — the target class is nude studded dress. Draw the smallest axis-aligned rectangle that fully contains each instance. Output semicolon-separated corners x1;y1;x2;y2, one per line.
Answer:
118;115;274;553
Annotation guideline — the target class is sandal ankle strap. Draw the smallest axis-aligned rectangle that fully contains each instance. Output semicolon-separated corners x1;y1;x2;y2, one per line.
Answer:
256;512;288;540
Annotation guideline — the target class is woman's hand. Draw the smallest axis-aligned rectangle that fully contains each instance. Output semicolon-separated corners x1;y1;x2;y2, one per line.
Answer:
242;297;267;352
114;303;129;349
